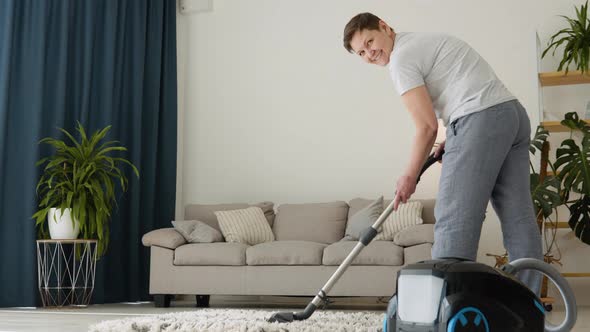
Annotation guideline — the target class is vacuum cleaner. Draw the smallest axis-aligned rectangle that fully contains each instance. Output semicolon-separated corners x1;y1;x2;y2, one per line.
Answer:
385;258;576;332
268;151;578;332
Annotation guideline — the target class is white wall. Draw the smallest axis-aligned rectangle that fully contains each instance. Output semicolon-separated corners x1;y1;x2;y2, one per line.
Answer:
176;0;590;304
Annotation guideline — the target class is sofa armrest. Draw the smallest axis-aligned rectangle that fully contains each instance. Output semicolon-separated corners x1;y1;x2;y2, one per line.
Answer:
393;224;434;247
142;228;186;249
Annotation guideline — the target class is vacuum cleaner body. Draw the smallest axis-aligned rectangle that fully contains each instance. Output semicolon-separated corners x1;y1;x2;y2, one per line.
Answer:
384;259;545;332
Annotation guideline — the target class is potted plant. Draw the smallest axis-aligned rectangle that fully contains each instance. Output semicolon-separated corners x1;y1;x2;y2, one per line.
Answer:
542;0;590;74
33;122;139;258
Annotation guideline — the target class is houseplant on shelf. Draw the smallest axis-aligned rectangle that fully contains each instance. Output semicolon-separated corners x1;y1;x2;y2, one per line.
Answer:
542;0;590;74
554;112;590;245
32;122;139;258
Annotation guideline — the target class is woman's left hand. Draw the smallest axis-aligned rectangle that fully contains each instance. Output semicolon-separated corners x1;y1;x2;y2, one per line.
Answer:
393;174;417;210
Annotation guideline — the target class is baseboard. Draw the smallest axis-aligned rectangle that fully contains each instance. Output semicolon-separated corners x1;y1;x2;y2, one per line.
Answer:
174;294;389;309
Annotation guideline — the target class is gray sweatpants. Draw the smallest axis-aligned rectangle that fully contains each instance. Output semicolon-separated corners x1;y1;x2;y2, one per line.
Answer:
432;99;543;295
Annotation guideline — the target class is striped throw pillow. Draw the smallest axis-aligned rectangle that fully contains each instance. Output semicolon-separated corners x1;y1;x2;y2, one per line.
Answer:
214;207;275;245
374;201;423;241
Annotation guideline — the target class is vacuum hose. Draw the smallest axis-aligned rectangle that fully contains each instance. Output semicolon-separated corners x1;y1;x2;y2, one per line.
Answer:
502;258;577;332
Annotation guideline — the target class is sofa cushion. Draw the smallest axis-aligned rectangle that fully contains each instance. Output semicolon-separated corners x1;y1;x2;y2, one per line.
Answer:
273;201;349;244
393;224;435;247
348;198;377;219
349;198;436;225
184;201;275;234
374;201;423;240
349;198;423;240
142;228;186;249
246;241;326;265
323;241;404;266
342;196;383;241
404;243;433;264
215;207;275;245
174;243;248;266
171;220;224;243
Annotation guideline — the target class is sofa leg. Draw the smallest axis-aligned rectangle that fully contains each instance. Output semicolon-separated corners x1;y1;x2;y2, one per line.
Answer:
154;294;172;308
196;295;210;307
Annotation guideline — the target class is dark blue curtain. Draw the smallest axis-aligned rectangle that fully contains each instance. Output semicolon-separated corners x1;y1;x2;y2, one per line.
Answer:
0;0;177;306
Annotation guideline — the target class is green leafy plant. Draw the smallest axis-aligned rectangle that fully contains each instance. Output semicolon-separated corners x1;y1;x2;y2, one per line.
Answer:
553;112;590;244
542;0;590;74
530;126;562;220
530;173;562;219
529;126;562;261
530;113;590;245
33;122;139;257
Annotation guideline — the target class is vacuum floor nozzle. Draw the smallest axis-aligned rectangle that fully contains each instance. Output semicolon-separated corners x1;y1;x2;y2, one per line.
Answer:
267;311;294;323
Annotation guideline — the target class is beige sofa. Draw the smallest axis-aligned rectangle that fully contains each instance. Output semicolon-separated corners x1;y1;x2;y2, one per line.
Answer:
141;198;436;307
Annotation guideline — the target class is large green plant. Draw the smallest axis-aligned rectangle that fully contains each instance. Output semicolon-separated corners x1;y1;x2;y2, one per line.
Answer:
553;112;590;244
531;112;590;245
542;0;590;74
33;122;139;257
530;126;562;220
529;126;562;261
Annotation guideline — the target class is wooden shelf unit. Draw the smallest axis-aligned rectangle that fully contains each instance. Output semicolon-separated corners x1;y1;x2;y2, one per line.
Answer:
562;272;590;277
539;70;590;87
545;222;570;229
540;120;590;132
535;47;590;300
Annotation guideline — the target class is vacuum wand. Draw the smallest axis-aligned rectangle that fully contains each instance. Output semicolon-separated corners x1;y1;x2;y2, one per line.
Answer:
268;150;444;323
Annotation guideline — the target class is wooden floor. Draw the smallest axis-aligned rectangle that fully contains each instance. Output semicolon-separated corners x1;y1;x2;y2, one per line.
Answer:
0;296;588;331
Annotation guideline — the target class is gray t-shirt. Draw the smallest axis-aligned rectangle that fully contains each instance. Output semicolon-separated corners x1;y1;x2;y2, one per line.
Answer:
388;32;515;126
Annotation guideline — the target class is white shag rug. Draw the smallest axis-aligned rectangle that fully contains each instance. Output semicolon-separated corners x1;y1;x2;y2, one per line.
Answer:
89;308;385;332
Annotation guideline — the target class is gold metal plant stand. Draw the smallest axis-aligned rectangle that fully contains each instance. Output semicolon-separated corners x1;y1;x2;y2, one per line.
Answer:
36;239;98;307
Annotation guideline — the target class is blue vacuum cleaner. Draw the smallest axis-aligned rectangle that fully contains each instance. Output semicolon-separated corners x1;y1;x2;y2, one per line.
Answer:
384;258;576;332
268;152;577;332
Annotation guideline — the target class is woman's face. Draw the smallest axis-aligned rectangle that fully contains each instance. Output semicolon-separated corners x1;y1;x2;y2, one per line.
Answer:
349;21;395;67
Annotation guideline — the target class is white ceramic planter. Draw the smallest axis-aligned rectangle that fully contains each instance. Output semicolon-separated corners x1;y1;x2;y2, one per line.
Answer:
48;208;80;239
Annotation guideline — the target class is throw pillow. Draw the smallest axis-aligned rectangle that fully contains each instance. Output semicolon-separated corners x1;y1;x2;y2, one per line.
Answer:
341;196;384;241
171;220;224;243
214;207;275;245
374;200;424;241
